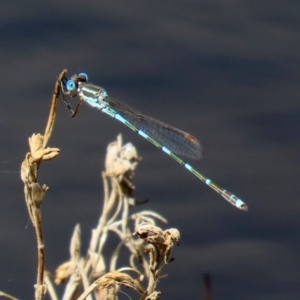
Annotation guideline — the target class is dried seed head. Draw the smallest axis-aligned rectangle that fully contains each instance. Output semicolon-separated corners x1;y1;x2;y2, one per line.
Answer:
119;142;139;163
70;224;81;260
41;148;60;161
30;148;60;163
29;183;48;207
105;135;140;178
54;261;76;285
133;223;165;245
94;272;146;296
164;228;180;246
29;133;44;155
21;158;32;183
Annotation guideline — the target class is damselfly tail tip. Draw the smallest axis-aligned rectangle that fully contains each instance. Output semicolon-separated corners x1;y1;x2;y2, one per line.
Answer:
238;202;248;212
220;190;248;212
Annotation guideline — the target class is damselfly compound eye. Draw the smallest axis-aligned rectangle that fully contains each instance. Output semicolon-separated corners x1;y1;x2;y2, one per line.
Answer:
66;80;76;91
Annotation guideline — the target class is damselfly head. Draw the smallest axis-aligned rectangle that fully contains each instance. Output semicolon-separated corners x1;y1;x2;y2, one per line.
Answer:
69;72;88;82
66;73;88;92
78;73;88;82
59;72;87;116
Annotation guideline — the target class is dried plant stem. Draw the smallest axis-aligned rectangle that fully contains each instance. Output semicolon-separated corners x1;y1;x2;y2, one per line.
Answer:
43;69;66;148
49;133;178;300
0;291;18;300
44;272;59;300
147;252;158;295
34;193;46;300
20;69;66;300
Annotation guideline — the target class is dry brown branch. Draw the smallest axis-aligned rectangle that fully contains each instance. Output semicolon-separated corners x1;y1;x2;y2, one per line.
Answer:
19;69;66;300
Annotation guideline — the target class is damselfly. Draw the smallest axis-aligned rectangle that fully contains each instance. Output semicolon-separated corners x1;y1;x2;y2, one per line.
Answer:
59;73;248;211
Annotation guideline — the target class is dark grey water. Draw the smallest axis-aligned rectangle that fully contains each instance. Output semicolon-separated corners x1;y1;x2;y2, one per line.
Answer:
0;1;300;299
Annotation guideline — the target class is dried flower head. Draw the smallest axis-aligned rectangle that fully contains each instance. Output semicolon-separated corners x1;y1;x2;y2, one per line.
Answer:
105;134;140;180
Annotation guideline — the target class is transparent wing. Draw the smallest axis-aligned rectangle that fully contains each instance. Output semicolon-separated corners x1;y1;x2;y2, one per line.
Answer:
106;96;203;159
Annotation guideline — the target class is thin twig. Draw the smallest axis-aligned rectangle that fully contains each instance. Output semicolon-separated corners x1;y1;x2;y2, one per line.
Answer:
0;291;18;300
43;69;67;148
20;69;66;300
